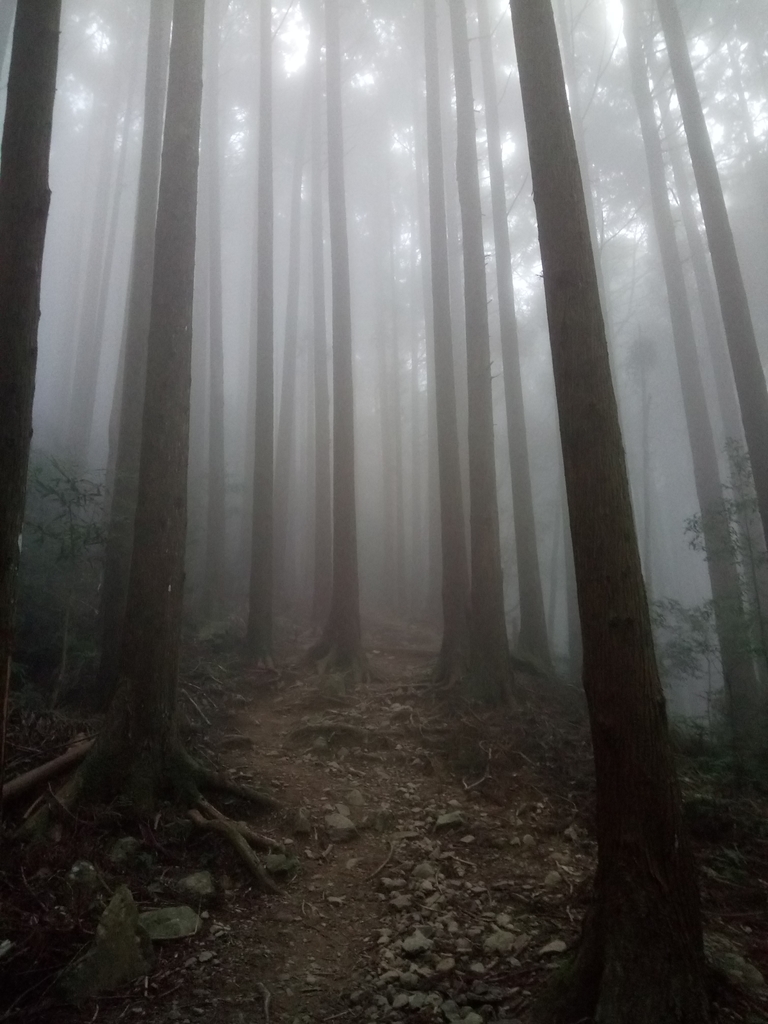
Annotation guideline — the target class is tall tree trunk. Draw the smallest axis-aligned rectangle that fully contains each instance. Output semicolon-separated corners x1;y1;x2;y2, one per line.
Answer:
97;0;173;697
626;0;760;754
0;0;61;802
477;0;551;669
311;0;365;676
0;2;16;73
448;0;509;702
308;11;332;626
202;0;227;620
247;0;274;664
88;0;206;806
655;0;768;554
66;49;127;464
510;1;709;1020
423;0;469;683
273;79;310;609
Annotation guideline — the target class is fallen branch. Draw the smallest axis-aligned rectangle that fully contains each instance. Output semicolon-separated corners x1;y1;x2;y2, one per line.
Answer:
366;840;397;881
256;981;272;1024
197;796;284;853
187;808;280;894
2;739;93;806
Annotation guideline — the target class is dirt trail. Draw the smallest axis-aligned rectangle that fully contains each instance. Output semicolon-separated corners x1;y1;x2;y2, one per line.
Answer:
5;628;766;1024
88;631;596;1024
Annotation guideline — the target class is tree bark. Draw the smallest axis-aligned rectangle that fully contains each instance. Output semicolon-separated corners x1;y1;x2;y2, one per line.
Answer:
448;0;509;702
89;0;206;808
477;0;551;669
247;0;275;663
308;8;332;626
655;0;768;554
202;0;227;620
311;0;365;675
0;0;61;811
274;78;310;608
626;0;760;755
510;1;709;1020
97;0;173;698
423;0;469;683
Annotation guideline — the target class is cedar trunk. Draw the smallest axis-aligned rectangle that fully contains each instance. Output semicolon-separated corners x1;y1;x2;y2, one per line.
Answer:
98;0;173;696
0;0;61;795
247;0;275;663
655;0;768;553
423;0;469;683
89;0;206;806
448;0;509;702
510;0;709;1020
312;0;365;674
477;0;551;669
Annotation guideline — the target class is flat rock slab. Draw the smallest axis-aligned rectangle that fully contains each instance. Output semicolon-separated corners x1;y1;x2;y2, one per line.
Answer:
325;812;357;842
138;905;201;941
177;871;215;897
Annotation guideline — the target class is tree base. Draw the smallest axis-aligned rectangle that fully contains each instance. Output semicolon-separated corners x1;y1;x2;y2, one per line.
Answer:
308;635;370;686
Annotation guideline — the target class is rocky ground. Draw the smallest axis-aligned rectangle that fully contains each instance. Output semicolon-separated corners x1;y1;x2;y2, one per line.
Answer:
1;624;767;1023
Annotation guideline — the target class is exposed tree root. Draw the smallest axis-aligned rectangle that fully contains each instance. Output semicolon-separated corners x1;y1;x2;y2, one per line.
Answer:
307;637;371;687
188;808;279;894
196;796;284;853
195;769;280;812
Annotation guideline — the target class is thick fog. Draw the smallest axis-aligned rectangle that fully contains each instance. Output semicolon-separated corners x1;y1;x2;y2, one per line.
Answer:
7;0;768;717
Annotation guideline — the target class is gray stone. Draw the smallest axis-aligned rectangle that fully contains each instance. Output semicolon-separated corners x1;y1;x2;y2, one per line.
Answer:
409;991;427;1009
138;905;201;941
463;1014;484;1024
265;853;298;875
543;871;562;889
441;999;461;1022
392;993;409;1009
399;971;418;988
412;861;437;880
108;836;141;865
325;812;357;842
402;930;433;955
178;871;215;897
67;860;101;891
705;934;766;993
521;834;535;848
539;939;567;955
390;894;412;910
62;886;152;1003
294;810;312;835
346;788;365;807
435;812;464;830
436;957;455;973
483;930;516;954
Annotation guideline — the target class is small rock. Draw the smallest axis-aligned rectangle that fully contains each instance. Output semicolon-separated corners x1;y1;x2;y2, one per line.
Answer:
460;835;475;844
522;834;536;848
539;939;567;955
484;930;516;954
436;957;455;973
139;906;201;941
197;950;214;963
345;857;360;870
543;871;562;889
293;810;312;835
399;971;418;988
409;991;427;1009
402;930;433;955
392;993;409;1009
435;811;464;830
312;735;329;750
325;812;357;842
265;853;298;875
412;861;437;880
705;934;766;993
441;999;461;1021
469;962;486;975
67;860;101;891
178;871;215;897
391;894;412;910
346;789;365;807
108;836;140;865
463;1014;484;1024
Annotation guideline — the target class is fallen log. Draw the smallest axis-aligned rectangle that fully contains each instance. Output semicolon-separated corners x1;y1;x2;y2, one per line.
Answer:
1;738;93;806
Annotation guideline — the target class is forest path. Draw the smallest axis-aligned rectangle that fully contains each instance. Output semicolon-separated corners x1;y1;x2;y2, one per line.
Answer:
100;624;595;1024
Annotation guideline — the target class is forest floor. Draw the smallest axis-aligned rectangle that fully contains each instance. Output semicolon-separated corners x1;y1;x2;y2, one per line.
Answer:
1;621;767;1024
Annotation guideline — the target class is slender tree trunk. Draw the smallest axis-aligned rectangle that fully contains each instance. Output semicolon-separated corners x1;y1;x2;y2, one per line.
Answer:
656;0;768;554
247;0;274;664
0;0;61;806
448;0;509;702
308;14;332;626
510;1;709;1020
97;0;172;697
0;2;16;73
203;0;227;620
477;0;551;669
311;0;365;676
274;79;310;609
66;52;126;464
423;0;469;682
89;0;206;807
626;0;760;754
